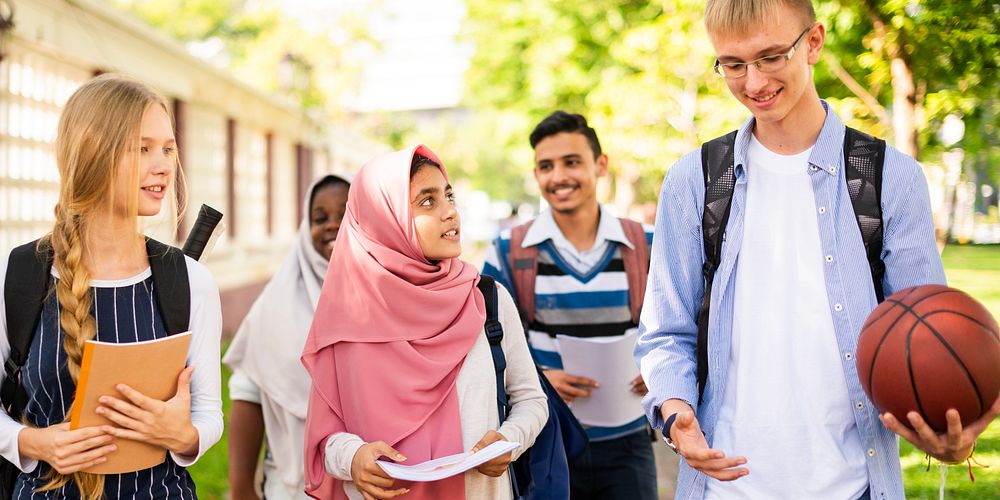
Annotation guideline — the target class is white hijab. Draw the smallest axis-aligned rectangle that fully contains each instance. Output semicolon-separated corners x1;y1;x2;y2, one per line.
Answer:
223;174;349;491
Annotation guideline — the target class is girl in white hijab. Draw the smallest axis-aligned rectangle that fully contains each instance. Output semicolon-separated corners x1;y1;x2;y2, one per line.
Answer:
224;174;350;500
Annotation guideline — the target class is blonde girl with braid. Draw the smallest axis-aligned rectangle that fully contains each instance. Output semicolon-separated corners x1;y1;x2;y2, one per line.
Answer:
0;74;223;499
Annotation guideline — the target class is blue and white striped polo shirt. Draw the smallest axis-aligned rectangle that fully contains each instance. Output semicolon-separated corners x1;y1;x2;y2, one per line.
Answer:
483;207;653;441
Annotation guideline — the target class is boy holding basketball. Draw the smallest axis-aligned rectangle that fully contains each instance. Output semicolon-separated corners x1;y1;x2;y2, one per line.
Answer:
634;0;1000;499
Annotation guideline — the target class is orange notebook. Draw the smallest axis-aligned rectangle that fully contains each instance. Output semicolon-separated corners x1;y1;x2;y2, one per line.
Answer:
69;332;192;474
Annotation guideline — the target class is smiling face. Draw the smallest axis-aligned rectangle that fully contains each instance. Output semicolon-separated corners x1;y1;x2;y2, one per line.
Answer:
709;3;823;129
533;132;608;215
310;181;350;260
410;164;462;261
113;104;176;218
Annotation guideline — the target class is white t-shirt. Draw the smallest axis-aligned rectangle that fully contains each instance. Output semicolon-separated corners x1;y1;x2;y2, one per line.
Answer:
705;135;867;499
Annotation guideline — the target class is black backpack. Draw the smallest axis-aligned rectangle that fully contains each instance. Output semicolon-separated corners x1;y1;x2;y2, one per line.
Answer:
696;127;887;403
477;275;587;500
1;238;190;498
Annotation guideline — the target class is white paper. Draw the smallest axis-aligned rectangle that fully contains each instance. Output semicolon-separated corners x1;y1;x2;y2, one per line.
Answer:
555;332;645;427
375;440;520;482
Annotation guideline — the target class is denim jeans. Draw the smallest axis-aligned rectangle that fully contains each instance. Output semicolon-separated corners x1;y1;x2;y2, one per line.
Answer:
569;429;658;500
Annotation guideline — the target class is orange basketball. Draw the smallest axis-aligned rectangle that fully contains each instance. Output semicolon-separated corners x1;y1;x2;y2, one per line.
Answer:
856;285;1000;432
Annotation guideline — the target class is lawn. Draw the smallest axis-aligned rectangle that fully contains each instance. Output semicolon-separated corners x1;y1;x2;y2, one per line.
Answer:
900;244;1000;500
187;245;1000;499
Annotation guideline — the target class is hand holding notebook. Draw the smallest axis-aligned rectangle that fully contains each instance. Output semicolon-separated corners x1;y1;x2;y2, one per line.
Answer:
69;332;192;474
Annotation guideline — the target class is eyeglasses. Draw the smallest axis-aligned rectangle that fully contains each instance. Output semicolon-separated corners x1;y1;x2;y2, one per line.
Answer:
713;26;813;79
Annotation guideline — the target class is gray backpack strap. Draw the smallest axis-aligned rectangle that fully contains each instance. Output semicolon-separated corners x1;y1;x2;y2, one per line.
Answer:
697;130;738;404
843;127;887;303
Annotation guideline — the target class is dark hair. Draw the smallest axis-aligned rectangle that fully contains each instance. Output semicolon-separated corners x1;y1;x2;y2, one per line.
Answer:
309;174;350;212
529;111;602;158
410;153;441;179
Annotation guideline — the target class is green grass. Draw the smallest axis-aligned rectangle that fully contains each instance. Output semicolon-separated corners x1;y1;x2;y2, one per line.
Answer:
187;356;232;500
900;244;1000;499
187;245;1000;499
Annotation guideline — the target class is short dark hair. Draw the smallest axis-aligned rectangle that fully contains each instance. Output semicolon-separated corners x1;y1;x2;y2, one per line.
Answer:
410;153;441;179
309;174;350;211
529;111;602;158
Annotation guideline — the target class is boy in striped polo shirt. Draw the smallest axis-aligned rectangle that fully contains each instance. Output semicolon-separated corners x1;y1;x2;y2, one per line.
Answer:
483;111;657;500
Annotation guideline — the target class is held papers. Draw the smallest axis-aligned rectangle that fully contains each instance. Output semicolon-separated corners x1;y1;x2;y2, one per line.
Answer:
555;331;644;427
375;440;520;482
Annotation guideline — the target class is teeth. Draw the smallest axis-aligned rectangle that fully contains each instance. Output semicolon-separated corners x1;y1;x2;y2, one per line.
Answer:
144;186;163;192
753;90;778;102
444;230;457;237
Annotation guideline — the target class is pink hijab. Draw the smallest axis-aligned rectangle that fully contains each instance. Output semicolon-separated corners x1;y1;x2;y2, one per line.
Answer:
301;145;485;499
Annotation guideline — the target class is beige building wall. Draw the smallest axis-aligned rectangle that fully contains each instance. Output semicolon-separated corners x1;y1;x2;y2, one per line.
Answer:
0;0;386;333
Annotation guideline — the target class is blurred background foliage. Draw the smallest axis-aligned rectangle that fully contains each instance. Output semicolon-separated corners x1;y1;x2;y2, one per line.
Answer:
110;0;999;222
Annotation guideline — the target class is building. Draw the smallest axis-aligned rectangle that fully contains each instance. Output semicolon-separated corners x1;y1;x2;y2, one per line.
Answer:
0;0;386;334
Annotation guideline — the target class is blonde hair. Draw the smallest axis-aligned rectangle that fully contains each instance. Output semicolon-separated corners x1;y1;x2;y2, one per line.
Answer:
37;74;180;499
705;0;815;36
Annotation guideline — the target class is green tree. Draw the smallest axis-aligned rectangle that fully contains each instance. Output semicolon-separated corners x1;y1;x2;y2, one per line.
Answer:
109;0;372;115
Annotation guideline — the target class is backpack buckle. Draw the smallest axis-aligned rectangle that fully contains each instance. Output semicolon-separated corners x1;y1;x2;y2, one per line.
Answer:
485;321;504;345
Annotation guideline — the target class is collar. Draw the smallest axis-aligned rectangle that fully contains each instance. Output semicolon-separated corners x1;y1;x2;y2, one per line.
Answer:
522;205;633;250
733;99;846;178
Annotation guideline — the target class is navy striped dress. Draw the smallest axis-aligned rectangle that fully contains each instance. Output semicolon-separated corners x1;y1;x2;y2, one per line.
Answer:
13;269;197;499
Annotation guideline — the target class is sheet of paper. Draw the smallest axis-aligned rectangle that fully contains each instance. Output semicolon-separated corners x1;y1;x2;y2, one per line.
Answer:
556;332;645;427
376;440;520;482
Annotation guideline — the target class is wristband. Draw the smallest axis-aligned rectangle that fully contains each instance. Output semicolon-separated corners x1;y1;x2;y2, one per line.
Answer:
662;412;680;454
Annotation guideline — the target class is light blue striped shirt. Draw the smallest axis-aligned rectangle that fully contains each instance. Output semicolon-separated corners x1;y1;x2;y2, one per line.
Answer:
635;103;945;500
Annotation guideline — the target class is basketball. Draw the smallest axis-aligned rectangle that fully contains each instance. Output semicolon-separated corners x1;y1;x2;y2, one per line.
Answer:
856;284;1000;432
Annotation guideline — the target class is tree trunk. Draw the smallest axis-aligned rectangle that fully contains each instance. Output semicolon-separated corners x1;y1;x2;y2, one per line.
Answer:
890;57;919;158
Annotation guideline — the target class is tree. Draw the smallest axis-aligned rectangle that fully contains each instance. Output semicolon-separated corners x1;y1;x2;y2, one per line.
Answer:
109;0;373;116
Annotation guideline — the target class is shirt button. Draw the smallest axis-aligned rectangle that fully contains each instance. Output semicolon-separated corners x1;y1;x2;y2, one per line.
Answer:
844;352;854;361
834;303;844;312
856;401;865;409
867;448;876;457
810;165;819;171
825;255;834;263
829;166;837;174
818;207;826;214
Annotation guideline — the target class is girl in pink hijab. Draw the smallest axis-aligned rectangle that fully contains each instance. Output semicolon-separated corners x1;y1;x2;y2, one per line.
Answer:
302;146;548;500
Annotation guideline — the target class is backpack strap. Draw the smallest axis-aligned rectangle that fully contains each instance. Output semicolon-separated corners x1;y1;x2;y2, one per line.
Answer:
843;127;887;303
507;222;538;325
697;130;739;404
477;275;511;425
2;240;53;420
146;238;191;334
618;218;650;324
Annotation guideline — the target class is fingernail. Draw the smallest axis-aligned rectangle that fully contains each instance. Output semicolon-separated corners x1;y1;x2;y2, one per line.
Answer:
397;455;406;461
99;397;107;403
98;457;106;463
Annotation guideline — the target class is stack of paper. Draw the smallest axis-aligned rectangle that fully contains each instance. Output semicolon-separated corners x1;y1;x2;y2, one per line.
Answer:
556;331;644;427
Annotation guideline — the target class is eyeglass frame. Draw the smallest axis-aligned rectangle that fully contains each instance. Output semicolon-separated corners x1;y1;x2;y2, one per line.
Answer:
713;25;814;79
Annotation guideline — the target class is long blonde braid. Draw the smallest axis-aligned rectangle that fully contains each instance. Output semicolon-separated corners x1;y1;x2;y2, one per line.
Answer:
34;74;175;500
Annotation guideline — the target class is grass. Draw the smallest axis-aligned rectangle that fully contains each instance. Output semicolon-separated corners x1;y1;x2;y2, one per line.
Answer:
899;244;1000;499
187;358;232;500
187;245;1000;499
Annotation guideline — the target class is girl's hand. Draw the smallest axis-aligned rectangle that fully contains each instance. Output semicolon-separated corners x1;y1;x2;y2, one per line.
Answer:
350;441;410;500
17;423;116;474
97;366;199;456
471;430;512;477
